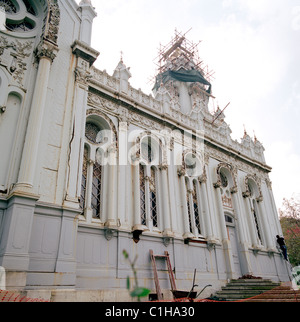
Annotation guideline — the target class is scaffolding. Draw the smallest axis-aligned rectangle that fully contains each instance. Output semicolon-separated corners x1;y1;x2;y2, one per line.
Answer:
153;29;215;84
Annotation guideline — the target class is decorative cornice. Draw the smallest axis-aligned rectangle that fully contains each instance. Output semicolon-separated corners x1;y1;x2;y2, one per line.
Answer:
71;40;100;66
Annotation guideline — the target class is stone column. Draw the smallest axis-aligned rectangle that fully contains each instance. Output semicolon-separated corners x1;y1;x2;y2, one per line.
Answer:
198;173;213;240
132;163;143;231
64;41;99;209
214;181;235;279
231;187;253;275
256;198;274;251
243;195;260;249
105;145;118;229
160;165;173;237
178;169;193;239
117;121;129;229
16;41;58;193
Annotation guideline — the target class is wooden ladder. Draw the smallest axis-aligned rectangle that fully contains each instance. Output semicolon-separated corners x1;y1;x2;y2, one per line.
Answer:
149;250;176;300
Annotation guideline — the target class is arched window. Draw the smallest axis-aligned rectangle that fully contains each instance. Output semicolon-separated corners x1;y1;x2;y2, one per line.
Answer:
137;135;161;231
219;170;233;209
248;182;263;245
182;153;204;238
79;112;117;223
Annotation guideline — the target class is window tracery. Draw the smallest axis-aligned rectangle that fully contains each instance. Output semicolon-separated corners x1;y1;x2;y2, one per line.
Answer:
0;0;17;14
0;0;43;34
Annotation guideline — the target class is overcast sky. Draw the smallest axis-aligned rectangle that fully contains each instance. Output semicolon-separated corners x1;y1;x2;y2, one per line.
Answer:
82;0;300;209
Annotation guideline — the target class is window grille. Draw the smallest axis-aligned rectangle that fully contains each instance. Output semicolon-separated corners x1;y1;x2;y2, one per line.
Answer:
186;180;193;233
141;141;153;163
150;167;158;228
193;182;201;235
139;164;146;226
79;147;88;212
252;200;262;244
91;161;102;219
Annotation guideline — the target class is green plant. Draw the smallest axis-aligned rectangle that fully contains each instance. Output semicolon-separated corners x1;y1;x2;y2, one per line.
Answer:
123;250;150;302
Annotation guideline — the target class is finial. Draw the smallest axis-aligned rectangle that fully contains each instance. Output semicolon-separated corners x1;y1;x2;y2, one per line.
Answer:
120;50;123;62
243;124;248;137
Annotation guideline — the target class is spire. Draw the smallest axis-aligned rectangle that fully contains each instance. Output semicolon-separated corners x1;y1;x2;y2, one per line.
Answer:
78;0;97;45
113;56;132;93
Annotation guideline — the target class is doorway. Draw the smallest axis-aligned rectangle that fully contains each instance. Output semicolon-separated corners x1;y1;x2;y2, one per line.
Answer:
225;214;242;277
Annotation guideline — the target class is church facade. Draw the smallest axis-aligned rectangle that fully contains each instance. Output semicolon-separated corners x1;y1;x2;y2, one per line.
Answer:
0;0;290;301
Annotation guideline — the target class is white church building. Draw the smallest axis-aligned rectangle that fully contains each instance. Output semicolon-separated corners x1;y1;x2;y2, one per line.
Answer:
0;0;290;301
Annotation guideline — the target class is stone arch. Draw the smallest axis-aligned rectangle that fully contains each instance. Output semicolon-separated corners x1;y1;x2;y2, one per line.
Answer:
243;174;262;200
181;149;204;178
134;131;165;165
214;162;237;191
86;108;118;151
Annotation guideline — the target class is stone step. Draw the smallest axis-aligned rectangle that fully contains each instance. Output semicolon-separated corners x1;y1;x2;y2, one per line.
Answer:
221;284;280;290
245;298;299;303
212;279;284;301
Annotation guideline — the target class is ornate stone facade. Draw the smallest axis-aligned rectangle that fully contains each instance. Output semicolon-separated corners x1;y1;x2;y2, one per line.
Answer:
0;1;290;301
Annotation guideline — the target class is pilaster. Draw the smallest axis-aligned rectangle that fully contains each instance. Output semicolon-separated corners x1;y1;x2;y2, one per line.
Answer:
15;40;58;194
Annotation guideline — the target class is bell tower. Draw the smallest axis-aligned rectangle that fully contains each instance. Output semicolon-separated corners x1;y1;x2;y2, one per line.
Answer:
153;30;213;116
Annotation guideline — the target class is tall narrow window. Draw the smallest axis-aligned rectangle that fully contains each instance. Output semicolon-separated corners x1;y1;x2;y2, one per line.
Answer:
91;160;102;219
139;164;146;226
150;167;158;228
252;200;262;244
193;181;201;235
79;146;88;212
186;179;193;234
